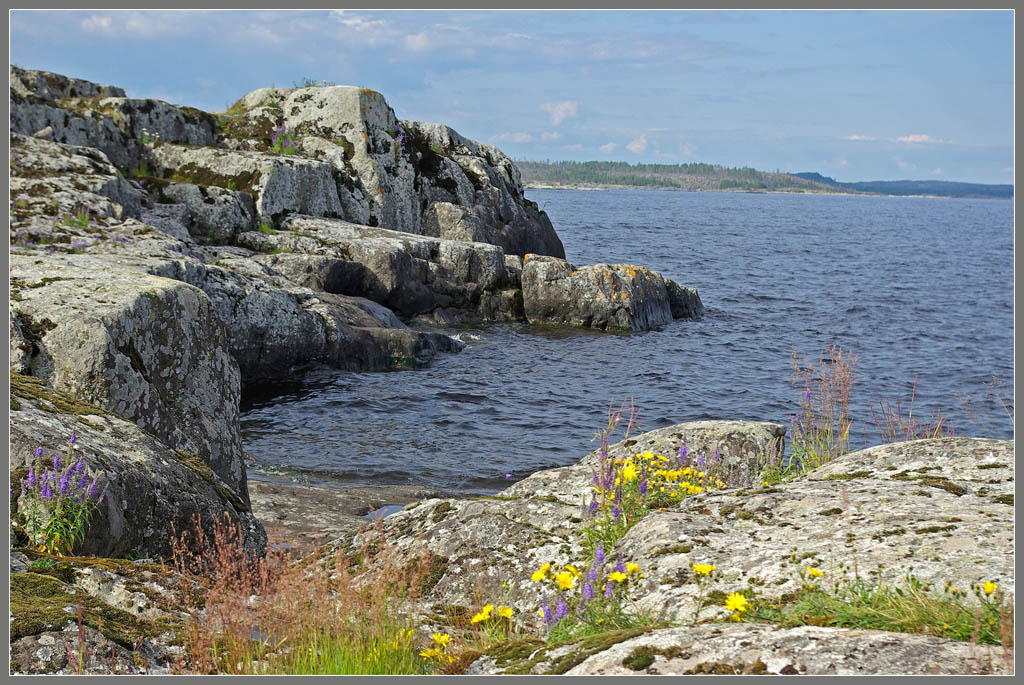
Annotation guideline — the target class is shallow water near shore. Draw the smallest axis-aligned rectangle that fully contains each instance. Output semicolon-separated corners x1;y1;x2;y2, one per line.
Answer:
241;190;1014;496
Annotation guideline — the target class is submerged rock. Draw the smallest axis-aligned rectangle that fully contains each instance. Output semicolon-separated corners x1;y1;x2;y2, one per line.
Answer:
521;254;703;331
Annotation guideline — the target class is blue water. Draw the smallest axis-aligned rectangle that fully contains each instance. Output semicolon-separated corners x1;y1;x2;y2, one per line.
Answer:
241;190;1014;495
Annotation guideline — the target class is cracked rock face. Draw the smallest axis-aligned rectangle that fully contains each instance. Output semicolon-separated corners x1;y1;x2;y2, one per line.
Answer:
521;254;704;331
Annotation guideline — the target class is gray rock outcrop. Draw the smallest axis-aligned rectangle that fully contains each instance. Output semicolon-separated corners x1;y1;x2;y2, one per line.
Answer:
521;255;704;331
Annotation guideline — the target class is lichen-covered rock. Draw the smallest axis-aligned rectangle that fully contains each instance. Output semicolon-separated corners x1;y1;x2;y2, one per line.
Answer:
521;254;701;331
10;133;144;224
9;253;247;499
466;623;1007;675
346;420;784;622
237;216;521;321
153;255;463;380
11;66;218;169
9;372;265;559
665;279;705;319
9;565;188;675
154;182;257;242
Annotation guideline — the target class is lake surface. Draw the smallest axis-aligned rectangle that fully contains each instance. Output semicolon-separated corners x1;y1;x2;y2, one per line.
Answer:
241;190;1014;495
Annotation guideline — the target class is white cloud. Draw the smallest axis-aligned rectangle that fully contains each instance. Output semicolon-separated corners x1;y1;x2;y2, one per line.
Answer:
491;131;534;144
845;134;876;141
895;133;954;144
931;168;943;175
895;158;914;170
539;100;578;126
80;15;112;33
329;10;396;46
404;32;432;51
332;10;386;32
626;135;648;154
79;11;198;37
541;131;562;142
599;142;618;153
561;143;584;151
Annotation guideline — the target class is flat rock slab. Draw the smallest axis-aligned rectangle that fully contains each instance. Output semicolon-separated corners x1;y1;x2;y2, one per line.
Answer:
466;623;1010;675
247;480;445;556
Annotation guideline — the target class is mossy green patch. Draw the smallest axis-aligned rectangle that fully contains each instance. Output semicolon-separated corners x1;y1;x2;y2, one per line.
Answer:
817;507;843;516
977;463;1008;470
890;471;966;496
10;372;111;418
10;572;178;649
993;494;1013;505
431;501;455;523
913;524;957;535
543;628;651;674
871;527;906;541
822;471;873;481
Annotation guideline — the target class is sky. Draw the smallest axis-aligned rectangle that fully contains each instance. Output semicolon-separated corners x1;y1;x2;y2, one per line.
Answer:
9;9;1015;184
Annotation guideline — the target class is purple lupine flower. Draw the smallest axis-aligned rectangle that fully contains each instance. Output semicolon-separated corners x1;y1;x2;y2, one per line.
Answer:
696;451;705;469
612;505;621;522
639;474;648;497
588;565;599;584
35;447;44;458
588;498;598;518
712;446;720;464
74;458;85;476
41;479;53;500
804;390;813;403
583;580;594;602
555;596;568;621
679;442;689;468
615;555;626;575
27;468;36;488
78;473;89;490
595;542;605;566
53;453;62;471
97;484;108;503
88;476;99;498
542;598;555;626
605;581;614;599
58;468;70;495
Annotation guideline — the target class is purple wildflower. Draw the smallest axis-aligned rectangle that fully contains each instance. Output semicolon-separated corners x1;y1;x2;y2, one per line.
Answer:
712;446;720;464
583;580;594;602
35;447;44;458
27;468;36;488
612;505;621;522
639;474;648;497
615;555;626;575
588;498;598;518
555;596;568;621
679;442;689;468
58;469;70;495
804;390;813;403
88;476;99;498
97;484;108;503
605;581;614;599
595;542;605;566
588;565;599;584
74;458;85;475
696;451;705;469
53;453;62;471
542;598;555;626
41;478;53;500
78;473;89;490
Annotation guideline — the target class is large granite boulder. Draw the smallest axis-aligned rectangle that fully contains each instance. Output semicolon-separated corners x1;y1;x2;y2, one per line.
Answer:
521;254;703;331
236;215;522;321
10;65;218;170
10;373;265;559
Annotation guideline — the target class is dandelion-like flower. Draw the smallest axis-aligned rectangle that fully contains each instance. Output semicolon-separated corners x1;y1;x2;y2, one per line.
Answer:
692;563;716;577
471;604;494;623
432;632;451;646
725;592;750;614
805;567;825;578
983;581;998;595
608;571;627;583
497;606;514;618
555;571;575;591
532;562;551;582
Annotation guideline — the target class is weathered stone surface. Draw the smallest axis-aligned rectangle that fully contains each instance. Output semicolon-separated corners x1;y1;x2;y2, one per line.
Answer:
10;133;144;223
9;253;248;499
9;565;188;674
237;216;521;321
521;254;701;331
155;182;257;242
9;372;266;559
665;279;705;319
11;66;218;169
466;623;1007;675
153;254;463;380
347;420;785;621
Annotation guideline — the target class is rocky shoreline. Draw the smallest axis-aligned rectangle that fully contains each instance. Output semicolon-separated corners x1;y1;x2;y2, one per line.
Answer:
8;66;1013;675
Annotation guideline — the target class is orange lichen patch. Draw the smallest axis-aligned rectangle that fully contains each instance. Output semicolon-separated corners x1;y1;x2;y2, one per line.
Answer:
361;132;367;140
524;253;536;263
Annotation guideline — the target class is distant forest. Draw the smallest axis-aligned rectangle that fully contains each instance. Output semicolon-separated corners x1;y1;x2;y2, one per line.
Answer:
517;160;835;193
516;161;1013;199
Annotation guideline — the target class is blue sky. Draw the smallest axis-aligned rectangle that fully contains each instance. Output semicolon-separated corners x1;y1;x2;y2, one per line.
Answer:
9;9;1014;184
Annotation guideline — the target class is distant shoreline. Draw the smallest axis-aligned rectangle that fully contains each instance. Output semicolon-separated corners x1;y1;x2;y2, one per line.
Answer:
523;182;1009;200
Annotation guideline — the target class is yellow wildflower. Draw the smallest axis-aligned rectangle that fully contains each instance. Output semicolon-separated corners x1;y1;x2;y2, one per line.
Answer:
984;581;998;595
609;571;627;583
471;604;494;623
498;606;514;618
725;592;750;614
565;565;581;577
626;562;641;575
432;633;451;646
622;462;639;482
532;563;551;582
420;647;440;659
555;571;576;591
692;563;716;577
806;567;825;578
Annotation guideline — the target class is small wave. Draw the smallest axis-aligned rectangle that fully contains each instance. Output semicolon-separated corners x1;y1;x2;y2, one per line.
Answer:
451;332;483;344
